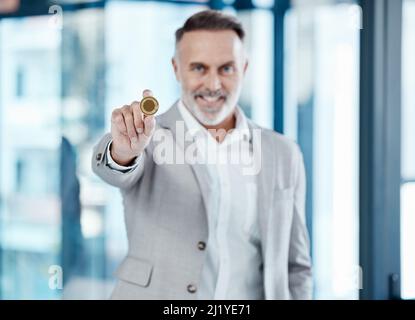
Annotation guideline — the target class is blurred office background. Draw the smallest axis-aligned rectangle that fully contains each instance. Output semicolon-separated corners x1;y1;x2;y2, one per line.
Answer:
0;0;413;300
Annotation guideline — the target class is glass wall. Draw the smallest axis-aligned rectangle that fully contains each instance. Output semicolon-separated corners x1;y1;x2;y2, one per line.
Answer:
0;1;274;299
0;15;62;299
238;8;274;129
401;0;415;301
284;0;361;299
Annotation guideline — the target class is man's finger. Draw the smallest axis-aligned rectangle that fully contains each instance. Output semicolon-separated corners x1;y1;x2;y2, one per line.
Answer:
121;107;138;143
131;101;144;134
143;89;153;97
111;109;128;135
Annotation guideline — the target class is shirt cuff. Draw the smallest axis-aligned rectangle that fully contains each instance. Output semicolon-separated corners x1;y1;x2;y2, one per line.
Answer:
106;140;141;172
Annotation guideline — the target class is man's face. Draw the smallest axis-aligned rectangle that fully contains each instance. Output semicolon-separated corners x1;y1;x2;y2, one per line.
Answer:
172;30;248;126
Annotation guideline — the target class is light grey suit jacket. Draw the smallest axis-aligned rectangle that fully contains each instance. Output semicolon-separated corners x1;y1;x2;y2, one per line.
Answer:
91;102;313;300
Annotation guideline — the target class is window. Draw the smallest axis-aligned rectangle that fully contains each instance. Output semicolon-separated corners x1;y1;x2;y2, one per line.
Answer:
0;15;62;299
401;0;415;300
238;8;274;129
0;1;274;299
284;1;361;299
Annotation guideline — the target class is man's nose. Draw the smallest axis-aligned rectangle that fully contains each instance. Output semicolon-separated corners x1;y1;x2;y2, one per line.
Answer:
205;72;222;92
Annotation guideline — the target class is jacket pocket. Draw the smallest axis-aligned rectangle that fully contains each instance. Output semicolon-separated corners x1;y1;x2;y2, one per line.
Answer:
114;256;153;287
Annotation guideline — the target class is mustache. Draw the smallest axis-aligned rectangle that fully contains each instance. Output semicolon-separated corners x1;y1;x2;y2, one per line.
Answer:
193;89;227;99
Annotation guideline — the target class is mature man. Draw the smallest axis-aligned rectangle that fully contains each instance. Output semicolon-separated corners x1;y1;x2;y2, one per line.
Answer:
92;10;312;300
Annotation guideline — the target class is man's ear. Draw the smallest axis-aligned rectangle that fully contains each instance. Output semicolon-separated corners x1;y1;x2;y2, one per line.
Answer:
172;57;181;82
243;59;249;75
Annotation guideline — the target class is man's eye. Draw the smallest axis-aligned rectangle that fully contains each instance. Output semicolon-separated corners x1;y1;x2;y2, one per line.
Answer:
222;65;234;74
192;65;205;72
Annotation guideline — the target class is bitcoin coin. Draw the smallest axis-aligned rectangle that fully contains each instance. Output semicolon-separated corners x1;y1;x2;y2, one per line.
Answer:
140;96;159;116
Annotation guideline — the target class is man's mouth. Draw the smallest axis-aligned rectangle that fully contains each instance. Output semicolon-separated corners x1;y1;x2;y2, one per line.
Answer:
195;95;226;109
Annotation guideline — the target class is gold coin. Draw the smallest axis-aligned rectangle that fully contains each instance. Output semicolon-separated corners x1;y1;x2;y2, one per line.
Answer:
140;96;159;116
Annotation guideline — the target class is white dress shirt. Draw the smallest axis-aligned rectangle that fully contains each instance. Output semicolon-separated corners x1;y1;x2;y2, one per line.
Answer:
106;141;142;171
106;100;263;299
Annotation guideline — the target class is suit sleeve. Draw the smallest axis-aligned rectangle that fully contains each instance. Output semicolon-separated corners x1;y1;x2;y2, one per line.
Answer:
91;133;146;190
288;145;313;299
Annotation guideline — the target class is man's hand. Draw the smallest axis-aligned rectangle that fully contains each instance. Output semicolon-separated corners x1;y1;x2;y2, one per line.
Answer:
110;89;156;166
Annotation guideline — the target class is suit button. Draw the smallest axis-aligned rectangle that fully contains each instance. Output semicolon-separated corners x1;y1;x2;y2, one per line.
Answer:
187;284;197;294
197;241;206;251
96;153;102;161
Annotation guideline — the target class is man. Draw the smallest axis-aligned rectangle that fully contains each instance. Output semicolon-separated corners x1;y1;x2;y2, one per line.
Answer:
92;10;312;300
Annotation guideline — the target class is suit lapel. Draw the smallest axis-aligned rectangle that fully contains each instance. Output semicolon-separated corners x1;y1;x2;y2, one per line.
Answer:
157;102;213;221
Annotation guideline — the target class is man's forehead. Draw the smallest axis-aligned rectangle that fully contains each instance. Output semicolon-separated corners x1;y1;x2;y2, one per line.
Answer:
176;30;244;62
